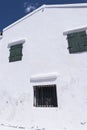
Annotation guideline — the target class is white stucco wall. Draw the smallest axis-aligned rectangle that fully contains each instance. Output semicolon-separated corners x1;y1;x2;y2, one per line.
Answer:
0;4;87;130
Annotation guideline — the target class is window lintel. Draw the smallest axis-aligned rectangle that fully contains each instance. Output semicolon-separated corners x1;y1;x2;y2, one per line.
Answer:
8;39;25;48
63;27;87;36
30;73;58;83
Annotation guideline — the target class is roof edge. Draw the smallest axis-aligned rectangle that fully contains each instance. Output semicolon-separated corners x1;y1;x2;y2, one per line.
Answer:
3;3;87;32
3;4;45;32
46;3;87;8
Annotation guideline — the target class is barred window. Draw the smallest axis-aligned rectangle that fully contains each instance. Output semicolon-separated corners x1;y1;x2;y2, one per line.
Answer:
33;84;58;107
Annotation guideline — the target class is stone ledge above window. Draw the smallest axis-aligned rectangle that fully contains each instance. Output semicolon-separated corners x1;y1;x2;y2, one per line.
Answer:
8;39;26;48
30;72;58;83
63;27;87;35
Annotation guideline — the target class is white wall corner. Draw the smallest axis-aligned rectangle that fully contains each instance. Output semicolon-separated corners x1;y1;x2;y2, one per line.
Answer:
0;35;3;40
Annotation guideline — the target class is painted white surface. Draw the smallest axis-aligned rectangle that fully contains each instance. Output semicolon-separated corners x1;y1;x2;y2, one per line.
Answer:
63;26;87;35
8;39;26;48
30;72;58;82
0;3;87;130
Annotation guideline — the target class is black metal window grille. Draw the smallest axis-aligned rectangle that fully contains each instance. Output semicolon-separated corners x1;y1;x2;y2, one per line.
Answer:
33;84;58;107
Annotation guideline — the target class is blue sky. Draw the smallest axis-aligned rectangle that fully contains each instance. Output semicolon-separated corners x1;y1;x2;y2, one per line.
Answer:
0;0;87;31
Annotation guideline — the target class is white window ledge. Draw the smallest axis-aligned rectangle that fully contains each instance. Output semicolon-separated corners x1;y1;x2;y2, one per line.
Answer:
30;72;58;82
63;27;87;35
8;39;26;48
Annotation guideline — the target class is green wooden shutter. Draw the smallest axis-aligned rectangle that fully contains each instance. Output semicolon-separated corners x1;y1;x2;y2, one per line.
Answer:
67;31;87;53
9;44;23;62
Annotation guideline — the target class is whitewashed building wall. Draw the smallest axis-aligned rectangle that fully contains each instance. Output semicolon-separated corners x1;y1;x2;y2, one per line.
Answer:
0;4;87;130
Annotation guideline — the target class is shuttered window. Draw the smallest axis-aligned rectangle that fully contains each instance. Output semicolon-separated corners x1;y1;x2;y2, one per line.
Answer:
33;84;58;107
9;44;23;62
67;31;87;53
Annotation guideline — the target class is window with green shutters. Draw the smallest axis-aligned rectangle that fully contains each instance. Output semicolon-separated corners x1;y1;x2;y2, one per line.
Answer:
9;44;23;62
67;31;87;53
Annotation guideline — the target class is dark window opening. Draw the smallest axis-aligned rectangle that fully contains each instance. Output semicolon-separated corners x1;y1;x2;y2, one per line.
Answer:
9;44;23;62
33;84;58;107
67;31;87;53
0;31;3;36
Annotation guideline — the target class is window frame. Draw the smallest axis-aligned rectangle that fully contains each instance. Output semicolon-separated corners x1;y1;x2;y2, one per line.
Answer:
63;28;87;54
9;43;23;62
8;39;25;62
33;84;58;108
67;31;87;53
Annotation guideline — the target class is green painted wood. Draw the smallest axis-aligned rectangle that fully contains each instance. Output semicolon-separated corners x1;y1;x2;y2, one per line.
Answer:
67;31;87;53
9;44;23;62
